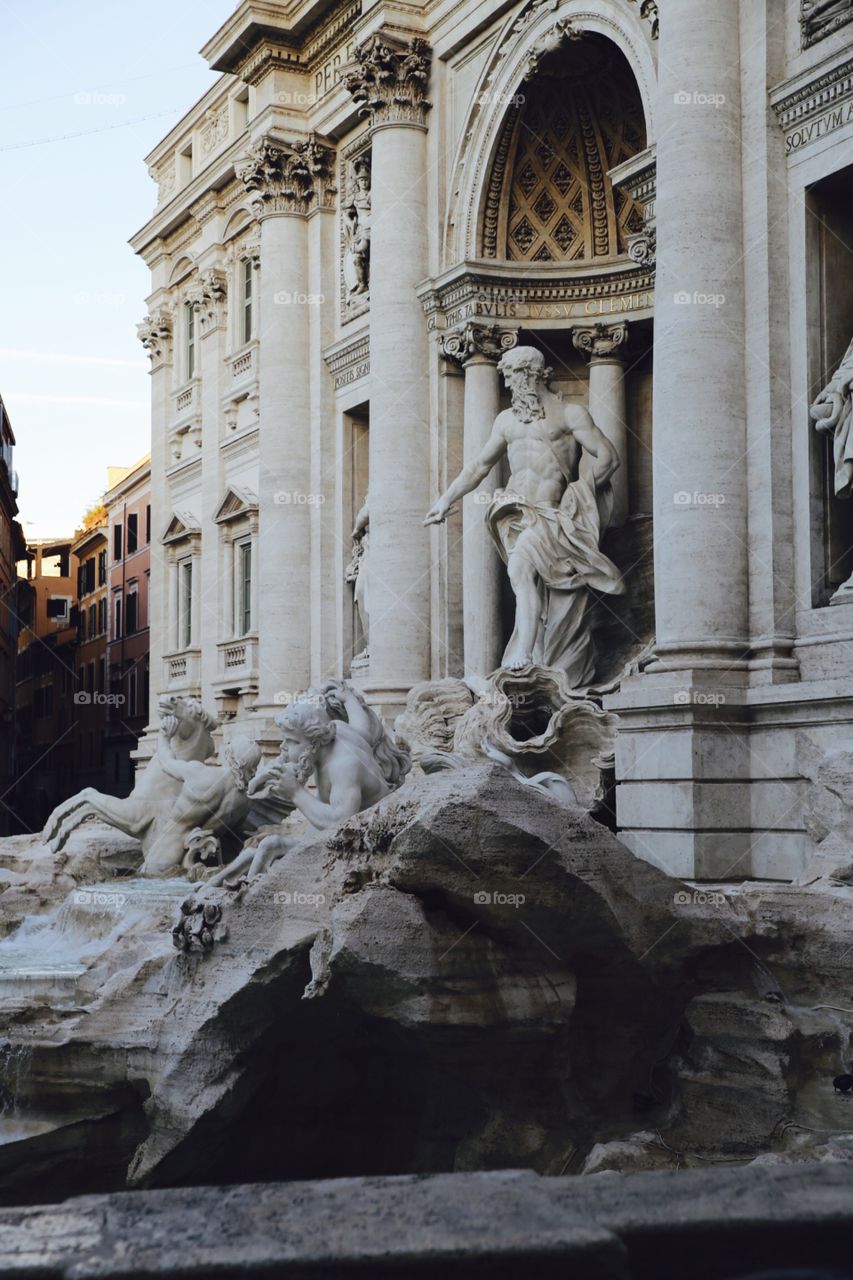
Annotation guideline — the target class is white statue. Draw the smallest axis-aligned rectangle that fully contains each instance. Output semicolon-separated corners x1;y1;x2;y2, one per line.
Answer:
345;492;370;659
425;346;624;686
343;156;371;302
811;335;853;602
155;733;263;877
203;679;411;886
43;695;222;877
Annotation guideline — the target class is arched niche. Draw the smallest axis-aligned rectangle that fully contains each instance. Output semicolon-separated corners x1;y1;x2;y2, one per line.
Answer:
483;37;646;263
444;0;655;268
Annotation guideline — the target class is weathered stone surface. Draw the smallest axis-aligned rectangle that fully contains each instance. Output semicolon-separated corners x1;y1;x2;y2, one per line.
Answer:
2;1163;853;1278
0;766;852;1202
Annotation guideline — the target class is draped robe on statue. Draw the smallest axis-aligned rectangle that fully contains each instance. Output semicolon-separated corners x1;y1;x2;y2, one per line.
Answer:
485;445;624;687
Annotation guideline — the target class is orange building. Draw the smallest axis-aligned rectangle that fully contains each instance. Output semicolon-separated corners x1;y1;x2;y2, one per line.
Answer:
104;456;151;793
72;519;111;795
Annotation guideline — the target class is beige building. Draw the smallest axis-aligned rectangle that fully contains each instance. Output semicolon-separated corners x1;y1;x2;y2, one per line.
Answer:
132;0;853;881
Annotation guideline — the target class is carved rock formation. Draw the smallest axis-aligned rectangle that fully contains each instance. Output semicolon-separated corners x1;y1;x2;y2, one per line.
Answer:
0;766;851;1203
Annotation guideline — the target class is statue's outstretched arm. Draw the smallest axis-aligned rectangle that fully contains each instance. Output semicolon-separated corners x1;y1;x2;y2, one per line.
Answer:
424;421;507;524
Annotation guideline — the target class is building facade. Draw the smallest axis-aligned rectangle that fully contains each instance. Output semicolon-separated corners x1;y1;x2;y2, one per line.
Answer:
0;397;24;832
104;457;152;793
13;539;77;832
72;521;110;796
132;0;853;880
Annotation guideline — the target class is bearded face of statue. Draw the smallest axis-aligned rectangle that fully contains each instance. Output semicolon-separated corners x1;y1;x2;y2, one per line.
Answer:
502;362;547;423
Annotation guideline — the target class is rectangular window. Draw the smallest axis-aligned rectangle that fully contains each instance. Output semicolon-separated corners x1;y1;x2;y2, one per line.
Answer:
88;661;95;694
145;504;151;545
47;596;69;620
114;596;122;640
186;302;195;380
113;523;122;562
98;597;106;634
127;513;138;555
242;258;253;345
88;603;96;636
179;559;193;649
237;541;252;636
126;591;138;635
98;549;107;586
85;558;95;593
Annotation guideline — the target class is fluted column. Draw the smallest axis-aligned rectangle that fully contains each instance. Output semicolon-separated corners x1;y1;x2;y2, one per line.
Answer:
236;136;336;714
344;33;433;711
649;0;748;672
572;322;629;528
441;324;518;676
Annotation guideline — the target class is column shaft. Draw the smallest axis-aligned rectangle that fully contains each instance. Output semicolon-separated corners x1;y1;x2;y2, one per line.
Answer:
257;212;311;708
650;0;748;669
367;121;431;700
462;355;503;676
588;357;629;528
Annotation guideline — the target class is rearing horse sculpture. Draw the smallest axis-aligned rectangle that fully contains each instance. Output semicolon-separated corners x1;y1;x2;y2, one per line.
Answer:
43;695;218;877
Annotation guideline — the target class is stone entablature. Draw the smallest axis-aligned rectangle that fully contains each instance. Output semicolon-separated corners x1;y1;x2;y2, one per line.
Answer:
323;330;369;391
771;50;853;155
418;262;654;332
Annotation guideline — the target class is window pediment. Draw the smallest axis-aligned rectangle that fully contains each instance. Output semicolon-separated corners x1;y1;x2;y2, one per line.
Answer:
162;510;201;545
213;485;258;525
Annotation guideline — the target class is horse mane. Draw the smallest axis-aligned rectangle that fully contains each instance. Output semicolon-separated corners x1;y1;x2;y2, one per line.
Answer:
182;698;218;732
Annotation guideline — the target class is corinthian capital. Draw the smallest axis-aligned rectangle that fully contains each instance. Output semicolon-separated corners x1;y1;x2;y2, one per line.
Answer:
343;32;432;129
185;269;227;332
137;310;172;364
441;323;518;368
572;322;629;360
236;135;336;217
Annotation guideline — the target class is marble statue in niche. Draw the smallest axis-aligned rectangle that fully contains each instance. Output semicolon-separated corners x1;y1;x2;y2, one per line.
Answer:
346;492;370;662
425;346;624;686
343;154;371;304
811;334;853;603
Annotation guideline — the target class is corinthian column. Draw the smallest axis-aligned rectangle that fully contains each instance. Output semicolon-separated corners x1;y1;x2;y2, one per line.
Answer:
236;135;336;714
344;33;433;712
572;322;629;528
441;323;518;676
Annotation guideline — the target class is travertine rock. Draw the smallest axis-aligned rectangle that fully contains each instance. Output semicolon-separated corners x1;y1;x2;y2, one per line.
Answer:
0;765;851;1203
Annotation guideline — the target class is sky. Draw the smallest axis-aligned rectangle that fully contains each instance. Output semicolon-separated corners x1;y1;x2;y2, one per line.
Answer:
0;0;236;539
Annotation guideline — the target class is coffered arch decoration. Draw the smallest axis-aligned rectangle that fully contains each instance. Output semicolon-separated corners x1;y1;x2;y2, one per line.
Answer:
483;36;646;262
